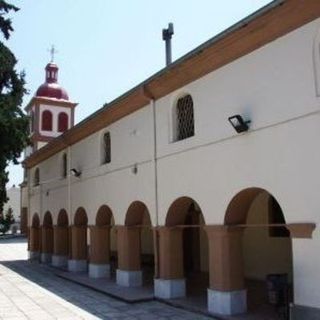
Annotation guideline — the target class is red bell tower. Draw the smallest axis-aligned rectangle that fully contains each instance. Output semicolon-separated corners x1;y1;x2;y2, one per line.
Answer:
25;48;77;156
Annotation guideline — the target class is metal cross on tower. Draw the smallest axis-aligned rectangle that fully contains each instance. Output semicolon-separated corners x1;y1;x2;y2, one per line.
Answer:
48;45;57;62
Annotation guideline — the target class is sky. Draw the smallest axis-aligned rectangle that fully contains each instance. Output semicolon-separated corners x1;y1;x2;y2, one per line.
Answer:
5;0;272;188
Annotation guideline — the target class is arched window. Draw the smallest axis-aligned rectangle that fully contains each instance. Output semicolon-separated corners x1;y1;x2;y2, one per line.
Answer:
34;168;40;186
41;110;53;131
102;132;111;164
62;153;67;178
175;94;194;141
58;112;68;132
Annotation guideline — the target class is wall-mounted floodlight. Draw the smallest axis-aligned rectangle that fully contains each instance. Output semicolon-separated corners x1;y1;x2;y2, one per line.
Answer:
132;164;138;175
70;168;81;177
228;115;251;133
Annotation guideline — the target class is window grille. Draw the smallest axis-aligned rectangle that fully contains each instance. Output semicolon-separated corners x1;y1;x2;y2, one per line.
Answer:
62;153;67;178
103;132;111;164
176;95;194;141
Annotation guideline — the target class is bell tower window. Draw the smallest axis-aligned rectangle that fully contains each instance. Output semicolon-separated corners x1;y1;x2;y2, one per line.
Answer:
58;112;68;132
42;110;53;131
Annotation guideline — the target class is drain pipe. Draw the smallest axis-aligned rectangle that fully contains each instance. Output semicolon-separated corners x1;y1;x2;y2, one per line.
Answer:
151;97;160;278
67;145;72;224
143;86;160;278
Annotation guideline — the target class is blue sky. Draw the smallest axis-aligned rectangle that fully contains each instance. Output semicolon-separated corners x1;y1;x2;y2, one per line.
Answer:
6;0;271;187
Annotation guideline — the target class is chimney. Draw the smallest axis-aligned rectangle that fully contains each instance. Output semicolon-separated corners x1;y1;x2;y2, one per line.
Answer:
162;23;174;66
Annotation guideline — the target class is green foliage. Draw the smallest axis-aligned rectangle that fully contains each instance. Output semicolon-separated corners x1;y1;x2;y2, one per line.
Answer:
0;206;15;234
0;1;29;212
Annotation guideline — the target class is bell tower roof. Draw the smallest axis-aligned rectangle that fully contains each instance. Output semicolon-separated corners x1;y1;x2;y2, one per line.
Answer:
35;62;69;100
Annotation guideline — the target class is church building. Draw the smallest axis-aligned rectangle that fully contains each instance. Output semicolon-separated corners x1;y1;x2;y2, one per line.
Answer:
21;1;320;319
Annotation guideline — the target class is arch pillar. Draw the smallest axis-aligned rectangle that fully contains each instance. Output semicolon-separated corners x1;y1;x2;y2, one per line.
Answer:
205;226;246;316
89;226;111;278
29;226;40;260
116;226;142;287
68;225;88;272
41;226;53;263
52;226;69;267
154;227;186;299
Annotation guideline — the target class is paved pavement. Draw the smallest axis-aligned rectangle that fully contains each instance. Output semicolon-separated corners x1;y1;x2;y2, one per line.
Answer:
0;237;213;320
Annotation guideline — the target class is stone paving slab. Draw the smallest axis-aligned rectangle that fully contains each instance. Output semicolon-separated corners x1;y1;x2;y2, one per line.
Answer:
0;237;215;320
55;271;154;303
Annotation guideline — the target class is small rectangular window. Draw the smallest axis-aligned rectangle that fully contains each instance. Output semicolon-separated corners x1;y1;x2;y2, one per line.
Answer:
103;132;111;164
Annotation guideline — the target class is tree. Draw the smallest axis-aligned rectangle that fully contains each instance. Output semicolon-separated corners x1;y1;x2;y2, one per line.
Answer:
0;206;15;234
0;1;29;212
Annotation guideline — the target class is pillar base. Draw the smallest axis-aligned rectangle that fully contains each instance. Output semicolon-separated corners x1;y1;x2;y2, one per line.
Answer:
52;255;68;268
28;251;39;261
154;278;186;299
89;263;110;278
40;253;52;264
208;288;247;315
116;269;142;287
68;259;87;272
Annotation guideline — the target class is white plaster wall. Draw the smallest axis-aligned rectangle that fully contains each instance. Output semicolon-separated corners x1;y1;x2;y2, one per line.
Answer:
29;188;40;226
156;19;320;225
29;105;155;227
293;234;320;308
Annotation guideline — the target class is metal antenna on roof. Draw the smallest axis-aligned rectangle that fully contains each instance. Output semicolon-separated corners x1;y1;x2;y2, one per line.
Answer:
162;23;174;66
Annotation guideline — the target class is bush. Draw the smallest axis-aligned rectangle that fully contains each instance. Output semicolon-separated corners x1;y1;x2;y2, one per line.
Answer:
0;207;15;234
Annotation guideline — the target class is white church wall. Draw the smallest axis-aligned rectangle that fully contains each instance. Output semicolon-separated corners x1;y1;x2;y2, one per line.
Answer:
293;233;320;309
156;18;320;224
30;104;156;226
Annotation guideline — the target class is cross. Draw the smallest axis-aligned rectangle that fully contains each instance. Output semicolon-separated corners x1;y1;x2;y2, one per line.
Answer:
48;45;58;62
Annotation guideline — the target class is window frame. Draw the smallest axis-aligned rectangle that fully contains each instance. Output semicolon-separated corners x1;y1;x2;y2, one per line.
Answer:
41;110;53;131
101;131;111;165
173;94;195;142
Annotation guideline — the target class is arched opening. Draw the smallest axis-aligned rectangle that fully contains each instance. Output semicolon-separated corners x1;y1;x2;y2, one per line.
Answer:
225;188;293;318
58;112;68;132
88;205;114;278
116;201;153;287
74;207;88;226
41;211;53;263
164;197;208;301
126;201;154;283
52;209;69;267
41;110;53;131
29;213;40;260
69;207;88;272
